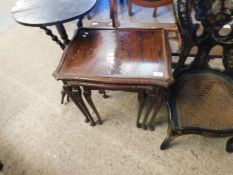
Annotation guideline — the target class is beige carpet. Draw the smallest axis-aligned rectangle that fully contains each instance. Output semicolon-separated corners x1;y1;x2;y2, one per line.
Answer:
1;0;233;175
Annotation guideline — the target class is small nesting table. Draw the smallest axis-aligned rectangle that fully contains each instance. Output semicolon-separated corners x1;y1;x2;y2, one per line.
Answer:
53;28;174;130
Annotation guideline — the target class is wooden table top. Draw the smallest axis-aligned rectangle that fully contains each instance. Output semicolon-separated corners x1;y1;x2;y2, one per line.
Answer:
11;0;97;26
53;28;174;87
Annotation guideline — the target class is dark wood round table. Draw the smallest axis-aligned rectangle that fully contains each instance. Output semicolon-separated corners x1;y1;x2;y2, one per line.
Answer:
12;0;97;49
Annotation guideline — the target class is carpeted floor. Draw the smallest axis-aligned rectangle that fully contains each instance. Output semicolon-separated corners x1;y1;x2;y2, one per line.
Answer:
0;0;233;175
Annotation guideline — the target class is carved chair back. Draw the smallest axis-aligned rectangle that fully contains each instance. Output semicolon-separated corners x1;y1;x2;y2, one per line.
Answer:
174;0;233;77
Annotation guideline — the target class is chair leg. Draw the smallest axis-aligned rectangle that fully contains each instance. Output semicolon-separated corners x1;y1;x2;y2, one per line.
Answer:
128;1;133;16
226;137;233;153
141;91;155;130
72;86;96;126
160;122;176;150
177;31;182;48
136;91;146;128
83;88;103;125
149;88;164;131
153;8;157;18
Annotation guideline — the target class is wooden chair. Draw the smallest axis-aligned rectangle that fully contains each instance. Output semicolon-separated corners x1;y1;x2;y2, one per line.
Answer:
127;0;173;18
124;0;181;46
161;0;233;153
53;0;173;129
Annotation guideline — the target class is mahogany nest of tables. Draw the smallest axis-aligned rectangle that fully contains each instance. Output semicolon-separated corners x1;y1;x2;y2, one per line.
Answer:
53;28;174;130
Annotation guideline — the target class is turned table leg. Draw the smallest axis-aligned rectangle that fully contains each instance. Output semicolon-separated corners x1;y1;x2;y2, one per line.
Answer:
41;24;71;104
55;23;70;45
40;26;65;50
83;88;103;125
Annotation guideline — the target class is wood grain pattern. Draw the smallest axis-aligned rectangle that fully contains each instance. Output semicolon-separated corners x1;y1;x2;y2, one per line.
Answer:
53;28;173;87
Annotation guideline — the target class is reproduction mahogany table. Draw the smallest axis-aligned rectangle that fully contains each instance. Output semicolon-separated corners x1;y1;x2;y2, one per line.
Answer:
12;0;97;50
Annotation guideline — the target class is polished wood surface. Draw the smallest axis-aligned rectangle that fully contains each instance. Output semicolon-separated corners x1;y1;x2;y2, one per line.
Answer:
12;0;96;26
88;21;223;57
54;28;173;87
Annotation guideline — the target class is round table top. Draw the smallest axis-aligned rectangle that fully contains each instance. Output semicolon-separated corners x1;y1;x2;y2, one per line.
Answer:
11;0;97;26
